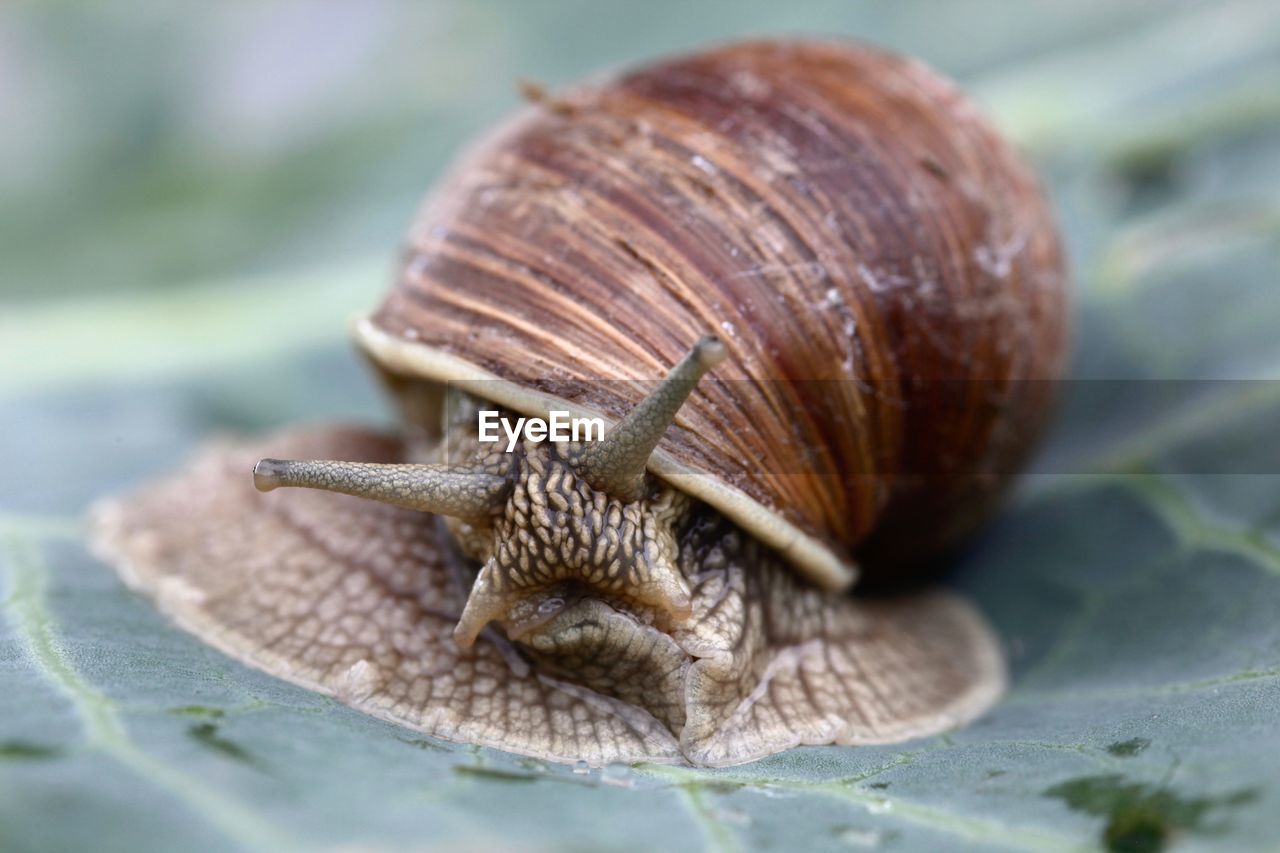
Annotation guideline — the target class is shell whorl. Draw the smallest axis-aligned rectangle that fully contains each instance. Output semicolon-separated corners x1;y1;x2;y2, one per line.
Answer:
365;38;1069;587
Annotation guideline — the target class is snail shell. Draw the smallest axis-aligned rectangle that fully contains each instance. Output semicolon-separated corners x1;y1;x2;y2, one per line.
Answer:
363;37;1068;589
91;39;1068;768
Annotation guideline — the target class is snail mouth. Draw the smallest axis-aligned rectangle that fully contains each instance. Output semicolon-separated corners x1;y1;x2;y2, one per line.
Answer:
500;582;679;642
507;585;695;733
452;557;694;650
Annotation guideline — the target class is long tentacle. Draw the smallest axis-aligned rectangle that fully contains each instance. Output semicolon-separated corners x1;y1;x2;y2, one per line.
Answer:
253;458;509;520
570;335;725;501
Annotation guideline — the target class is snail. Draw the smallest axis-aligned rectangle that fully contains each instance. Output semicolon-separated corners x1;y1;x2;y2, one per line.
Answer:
91;38;1068;768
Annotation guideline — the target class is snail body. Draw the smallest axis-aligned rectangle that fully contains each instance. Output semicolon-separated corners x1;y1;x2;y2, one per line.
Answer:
92;39;1067;767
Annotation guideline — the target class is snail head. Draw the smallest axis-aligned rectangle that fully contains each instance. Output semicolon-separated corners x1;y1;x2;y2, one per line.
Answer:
252;336;727;652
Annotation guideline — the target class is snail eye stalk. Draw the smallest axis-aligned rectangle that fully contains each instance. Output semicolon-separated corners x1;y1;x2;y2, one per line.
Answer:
252;459;509;520
568;335;726;503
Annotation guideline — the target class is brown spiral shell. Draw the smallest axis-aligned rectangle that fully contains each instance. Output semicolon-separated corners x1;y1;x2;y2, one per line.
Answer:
357;38;1069;590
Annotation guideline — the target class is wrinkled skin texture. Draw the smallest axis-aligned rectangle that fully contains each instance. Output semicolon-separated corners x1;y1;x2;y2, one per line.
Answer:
92;424;1004;767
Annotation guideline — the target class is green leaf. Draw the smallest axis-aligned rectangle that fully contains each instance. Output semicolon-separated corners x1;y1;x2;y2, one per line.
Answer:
3;2;1279;851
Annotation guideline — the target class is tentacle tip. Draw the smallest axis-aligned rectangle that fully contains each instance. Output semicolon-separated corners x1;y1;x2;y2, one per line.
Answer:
252;459;285;492
694;335;727;370
451;621;480;651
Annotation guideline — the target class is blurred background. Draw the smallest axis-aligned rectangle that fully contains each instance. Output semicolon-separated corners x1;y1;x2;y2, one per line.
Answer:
3;2;1280;851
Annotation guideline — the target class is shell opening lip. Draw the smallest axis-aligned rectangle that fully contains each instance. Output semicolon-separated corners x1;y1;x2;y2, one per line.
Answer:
352;317;858;593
